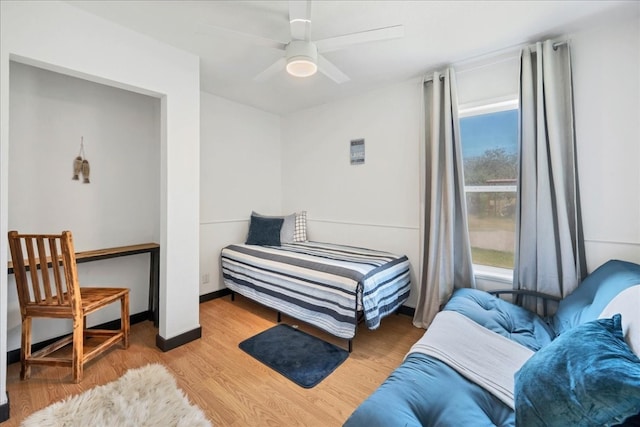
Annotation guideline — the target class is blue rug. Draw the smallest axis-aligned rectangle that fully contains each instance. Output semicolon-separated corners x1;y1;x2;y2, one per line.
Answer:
239;324;349;388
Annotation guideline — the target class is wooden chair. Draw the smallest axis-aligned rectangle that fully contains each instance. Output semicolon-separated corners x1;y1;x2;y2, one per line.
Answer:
7;230;129;383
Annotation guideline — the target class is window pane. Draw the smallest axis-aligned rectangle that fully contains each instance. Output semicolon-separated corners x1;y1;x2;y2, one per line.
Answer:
460;109;518;269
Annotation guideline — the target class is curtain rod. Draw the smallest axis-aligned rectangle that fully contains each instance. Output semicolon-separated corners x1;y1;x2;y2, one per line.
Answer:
530;39;568;51
422;38;569;82
423;74;444;83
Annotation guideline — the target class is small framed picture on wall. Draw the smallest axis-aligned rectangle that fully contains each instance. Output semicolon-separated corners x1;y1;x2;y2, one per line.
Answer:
350;139;365;165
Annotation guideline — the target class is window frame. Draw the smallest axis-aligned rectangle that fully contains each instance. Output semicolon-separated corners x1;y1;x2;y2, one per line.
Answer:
459;96;519;280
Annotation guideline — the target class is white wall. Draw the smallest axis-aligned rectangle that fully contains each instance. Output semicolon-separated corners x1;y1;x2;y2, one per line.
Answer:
6;62;160;351
281;81;422;306
200;92;282;294
1;0;200;408
457;54;520;107
571;12;640;267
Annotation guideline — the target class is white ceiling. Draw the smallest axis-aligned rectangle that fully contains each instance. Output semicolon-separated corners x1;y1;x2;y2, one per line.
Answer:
68;0;638;115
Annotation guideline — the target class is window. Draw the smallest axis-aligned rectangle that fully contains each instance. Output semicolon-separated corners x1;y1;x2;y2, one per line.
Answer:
459;100;518;270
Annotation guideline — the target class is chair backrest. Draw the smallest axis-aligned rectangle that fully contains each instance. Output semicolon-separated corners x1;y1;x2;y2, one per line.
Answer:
8;231;82;314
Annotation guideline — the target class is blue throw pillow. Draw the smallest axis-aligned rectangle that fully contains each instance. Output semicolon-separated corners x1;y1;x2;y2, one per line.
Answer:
553;259;640;335
245;215;283;246
515;314;640;427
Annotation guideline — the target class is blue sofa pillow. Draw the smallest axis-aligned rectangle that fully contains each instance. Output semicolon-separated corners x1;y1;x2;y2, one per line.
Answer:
245;215;283;246
553;259;640;335
515;314;640;427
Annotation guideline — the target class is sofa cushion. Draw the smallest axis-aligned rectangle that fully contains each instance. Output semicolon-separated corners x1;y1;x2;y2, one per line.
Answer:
444;288;555;351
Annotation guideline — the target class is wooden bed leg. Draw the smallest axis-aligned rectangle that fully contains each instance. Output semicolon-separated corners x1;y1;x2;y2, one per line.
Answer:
348;339;353;353
277;312;281;323
230;292;235;301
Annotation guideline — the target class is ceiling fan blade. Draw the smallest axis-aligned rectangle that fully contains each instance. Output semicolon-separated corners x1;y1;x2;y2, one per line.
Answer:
197;23;287;51
289;0;312;41
317;54;350;84
253;57;287;82
315;25;404;53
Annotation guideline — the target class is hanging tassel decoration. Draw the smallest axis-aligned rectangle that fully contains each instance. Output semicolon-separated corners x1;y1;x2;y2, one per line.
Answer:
73;136;91;184
72;156;82;180
81;159;90;183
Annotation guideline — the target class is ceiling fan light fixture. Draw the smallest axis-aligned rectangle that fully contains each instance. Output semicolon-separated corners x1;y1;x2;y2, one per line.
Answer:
286;58;317;77
285;40;318;78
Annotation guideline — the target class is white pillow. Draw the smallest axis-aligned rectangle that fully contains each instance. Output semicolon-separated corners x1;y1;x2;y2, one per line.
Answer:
598;284;640;356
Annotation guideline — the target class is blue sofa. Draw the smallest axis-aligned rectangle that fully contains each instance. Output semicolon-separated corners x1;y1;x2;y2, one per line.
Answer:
344;259;640;427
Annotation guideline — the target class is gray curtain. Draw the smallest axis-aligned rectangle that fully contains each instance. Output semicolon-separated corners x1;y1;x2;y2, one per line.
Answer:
413;68;476;329
514;40;587;313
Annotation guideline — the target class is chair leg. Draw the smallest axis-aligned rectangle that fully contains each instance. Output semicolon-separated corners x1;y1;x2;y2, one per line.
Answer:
122;292;130;348
20;317;32;380
72;315;84;383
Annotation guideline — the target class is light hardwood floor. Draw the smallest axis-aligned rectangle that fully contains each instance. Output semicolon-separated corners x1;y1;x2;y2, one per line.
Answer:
4;295;425;426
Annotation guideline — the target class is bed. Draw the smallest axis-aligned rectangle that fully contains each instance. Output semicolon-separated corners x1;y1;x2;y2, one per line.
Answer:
221;241;411;346
343;259;640;426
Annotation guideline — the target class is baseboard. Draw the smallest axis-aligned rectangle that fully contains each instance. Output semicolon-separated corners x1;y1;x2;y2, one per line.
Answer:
153;288;220;351
155;326;202;352
97;311;150;331
0;393;9;423
5;311;151;366
397;304;415;317
199;288;231;303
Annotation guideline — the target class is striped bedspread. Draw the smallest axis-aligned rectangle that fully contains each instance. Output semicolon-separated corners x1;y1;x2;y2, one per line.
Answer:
221;241;411;339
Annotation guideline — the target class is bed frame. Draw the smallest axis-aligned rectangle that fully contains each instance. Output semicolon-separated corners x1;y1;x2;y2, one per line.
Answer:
221;241;411;352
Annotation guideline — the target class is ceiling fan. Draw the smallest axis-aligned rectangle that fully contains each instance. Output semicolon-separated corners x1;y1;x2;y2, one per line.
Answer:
198;0;404;84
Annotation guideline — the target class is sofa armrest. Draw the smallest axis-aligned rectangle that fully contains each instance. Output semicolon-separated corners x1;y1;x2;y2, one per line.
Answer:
488;289;561;317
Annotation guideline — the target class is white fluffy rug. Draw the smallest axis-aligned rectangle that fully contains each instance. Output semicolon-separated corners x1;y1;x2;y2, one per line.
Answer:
21;364;212;427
